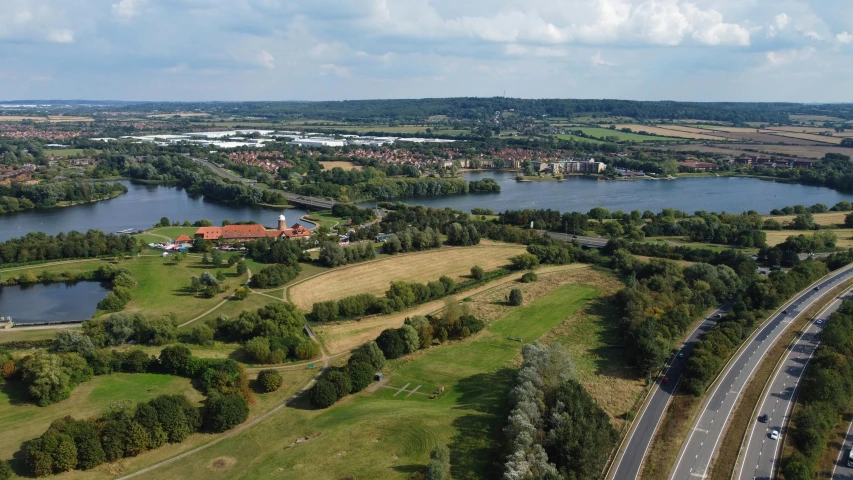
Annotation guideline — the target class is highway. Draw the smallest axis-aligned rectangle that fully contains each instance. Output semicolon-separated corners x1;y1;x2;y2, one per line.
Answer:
833;417;853;479
607;306;728;480
737;291;851;480
542;231;609;249
670;264;853;480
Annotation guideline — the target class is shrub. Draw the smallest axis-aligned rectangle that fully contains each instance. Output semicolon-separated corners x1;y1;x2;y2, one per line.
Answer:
294;339;320;360
1;360;17;380
257;369;283;392
310;379;339;408
0;461;11;480
204;393;249;432
149;394;201;443
510;253;539;270
159;345;194;376
470;265;485;280
376;329;406;360
520;272;538;283
187;324;214;345
233;286;250;300
312;300;339;322
509;288;523;306
245;337;272;363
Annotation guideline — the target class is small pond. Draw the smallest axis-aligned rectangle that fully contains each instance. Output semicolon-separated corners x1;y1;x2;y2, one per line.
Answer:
0;281;110;324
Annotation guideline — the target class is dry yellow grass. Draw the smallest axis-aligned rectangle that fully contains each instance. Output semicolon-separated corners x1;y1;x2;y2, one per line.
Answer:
763;212;847;227
696;125;761;133
767;126;836;134
289;243;526;309
318;161;363;171
764;229;853;248
0;115;94;122
606;124;726;141
764;131;844;144
148;113;210;118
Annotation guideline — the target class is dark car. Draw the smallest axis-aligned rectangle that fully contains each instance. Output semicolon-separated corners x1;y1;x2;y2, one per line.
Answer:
663;377;669;384
782;309;788;314
758;414;769;423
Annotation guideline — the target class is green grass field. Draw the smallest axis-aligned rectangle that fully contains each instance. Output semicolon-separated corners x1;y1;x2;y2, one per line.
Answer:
46;148;86;157
553;133;609;144
0;373;201;465
135;283;599;480
569;127;678;142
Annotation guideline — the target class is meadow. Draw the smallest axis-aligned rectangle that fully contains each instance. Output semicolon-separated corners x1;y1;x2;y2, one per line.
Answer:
569;126;677;142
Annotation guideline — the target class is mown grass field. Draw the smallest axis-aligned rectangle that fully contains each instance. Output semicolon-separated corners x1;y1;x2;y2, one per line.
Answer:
131;282;603;480
763;211;847;227
288;243;527;310
606;124;727;141
765;229;853;248
46;148;87;157
0;373;202;466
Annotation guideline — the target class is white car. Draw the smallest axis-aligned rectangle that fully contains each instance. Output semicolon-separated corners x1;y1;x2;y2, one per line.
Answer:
770;429;779;440
816;319;823;325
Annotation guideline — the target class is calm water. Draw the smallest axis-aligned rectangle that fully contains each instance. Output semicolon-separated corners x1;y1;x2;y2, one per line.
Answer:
0;181;310;242
363;172;853;215
0;281;110;324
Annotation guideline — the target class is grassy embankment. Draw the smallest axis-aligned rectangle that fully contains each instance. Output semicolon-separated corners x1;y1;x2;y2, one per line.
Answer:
129;266;638;480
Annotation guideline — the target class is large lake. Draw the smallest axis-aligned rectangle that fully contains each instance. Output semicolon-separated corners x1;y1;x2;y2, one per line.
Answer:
363;172;853;215
0;281;110;324
0;181;309;242
2;174;853;242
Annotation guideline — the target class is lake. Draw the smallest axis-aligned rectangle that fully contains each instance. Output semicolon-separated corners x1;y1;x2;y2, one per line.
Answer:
362;172;853;215
0;181;310;242
0;281;110;324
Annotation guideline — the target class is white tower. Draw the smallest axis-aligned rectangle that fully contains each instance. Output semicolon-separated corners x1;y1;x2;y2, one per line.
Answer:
278;214;287;231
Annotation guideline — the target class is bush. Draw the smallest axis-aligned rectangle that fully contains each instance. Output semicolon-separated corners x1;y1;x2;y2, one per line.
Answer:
244;337;272;363
233;286;250;300
325;370;352;399
257;369;283;392
312;300;339;322
294;339;320;360
520;272;538;283
159;345;194;376
470;265;485;280
509;288;523;306
376;329;406;360
0;461;11;480
510;253;539;270
310;379;339;408
187;324;214;345
204;393;249;432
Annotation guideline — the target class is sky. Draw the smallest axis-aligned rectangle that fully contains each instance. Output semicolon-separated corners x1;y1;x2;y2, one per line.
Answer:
1;0;852;102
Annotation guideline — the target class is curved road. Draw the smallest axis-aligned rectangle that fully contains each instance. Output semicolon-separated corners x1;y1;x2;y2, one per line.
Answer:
607;306;728;480
670;264;853;480
833;418;853;479
737;291;851;480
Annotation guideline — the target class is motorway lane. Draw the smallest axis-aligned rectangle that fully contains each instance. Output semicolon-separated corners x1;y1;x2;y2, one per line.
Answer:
542;231;609;249
669;266;853;480
738;292;851;480
607;307;727;480
833;418;853;479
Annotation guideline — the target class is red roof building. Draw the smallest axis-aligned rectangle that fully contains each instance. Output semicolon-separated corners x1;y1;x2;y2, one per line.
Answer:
175;234;192;243
195;227;222;240
193;216;313;242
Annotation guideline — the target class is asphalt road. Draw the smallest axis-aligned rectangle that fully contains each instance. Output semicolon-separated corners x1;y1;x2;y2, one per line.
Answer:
607;306;728;480
833;418;853;479
670;265;853;480
542;231;609;249
737;292;851;480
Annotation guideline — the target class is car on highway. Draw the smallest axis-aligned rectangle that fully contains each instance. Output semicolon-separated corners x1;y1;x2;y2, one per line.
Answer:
758;414;769;423
663;377;669;383
678;352;684;358
770;429;779;440
782;309;789;314
816;319;823;325
814;286;820;290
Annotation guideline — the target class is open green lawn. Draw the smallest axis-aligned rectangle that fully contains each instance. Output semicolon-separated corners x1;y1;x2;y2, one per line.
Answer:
0;373;202;465
303;210;348;230
553;133;609;144
46;148;86;157
137;283;599;480
568;127;678;142
0;328;76;344
145;226;200;239
182;292;279;329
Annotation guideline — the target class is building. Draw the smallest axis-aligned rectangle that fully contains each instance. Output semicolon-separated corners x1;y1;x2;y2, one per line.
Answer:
678;161;718;172
289;138;346;148
193;215;312;243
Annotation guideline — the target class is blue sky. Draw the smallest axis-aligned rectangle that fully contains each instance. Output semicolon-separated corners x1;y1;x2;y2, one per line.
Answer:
1;0;851;102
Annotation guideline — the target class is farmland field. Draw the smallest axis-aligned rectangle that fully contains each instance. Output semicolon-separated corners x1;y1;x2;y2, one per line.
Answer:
765;229;853;248
46;148;87;157
691;125;763;133
763;212;847;227
607;124;727;140
148;113;210;118
133;276;627;480
790;114;846;123
568;126;677;142
288;243;527;310
764;131;844;144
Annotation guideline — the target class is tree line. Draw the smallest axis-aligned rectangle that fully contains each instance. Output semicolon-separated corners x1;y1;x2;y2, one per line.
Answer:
0;181;127;213
0;230;139;265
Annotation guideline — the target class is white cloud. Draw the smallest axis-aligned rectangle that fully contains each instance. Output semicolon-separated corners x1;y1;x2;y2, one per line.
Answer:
257;50;275;69
320;63;351;78
504;44;568;57
837;32;853;44
47;29;74;43
111;0;145;20
765;47;815;67
775;13;789;30
802;30;822;40
590;51;616;67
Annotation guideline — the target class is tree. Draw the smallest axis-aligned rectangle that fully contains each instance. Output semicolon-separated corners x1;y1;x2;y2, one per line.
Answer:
257;369;283;392
234;286;250;300
310;379;339;408
53;331;95;355
0;461;11;480
510;253;539;270
236;261;248;275
426;444;451;480
376;329;406;359
588;206;610;223
245;337;272;363
188;324;214;345
791;212;816;230
470;265;485;280
399;324;420;354
347;361;374;392
211;250;223;267
159;345;194;376
509;288;523;306
521;272;538;283
204;393;249;432
325;370;353;399
149;395;200;443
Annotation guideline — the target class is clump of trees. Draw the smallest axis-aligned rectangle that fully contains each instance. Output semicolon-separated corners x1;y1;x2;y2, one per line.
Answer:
82;312;179;348
256;369;283;393
310;341;385;409
250;263;300;289
502;343;616;480
0;230;139;265
319;242;376;267
508;288;523;306
380;227;442;255
23;395;203;477
96;267;138;312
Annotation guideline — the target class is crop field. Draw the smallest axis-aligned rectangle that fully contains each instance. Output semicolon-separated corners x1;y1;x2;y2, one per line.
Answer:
734;145;853;159
148;113;210;118
568;126;677;142
288;243;527;310
135;279;609;480
764;131;844;144
0;116;94;122
763;212;847;227
0;373;202;465
767;126;839;134
607;124;727;141
691;125;763;133
790;114;846;122
554;133;608;144
318;161;363;171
